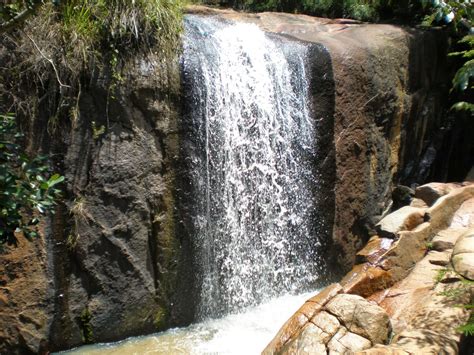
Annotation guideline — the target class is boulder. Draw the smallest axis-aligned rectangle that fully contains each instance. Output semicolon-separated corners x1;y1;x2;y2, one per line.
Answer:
310;311;340;337
452;229;474;280
327;328;372;354
452;253;474;280
431;239;454;252
375;206;426;239
415;183;460;206
325;294;391;344
263;283;343;354
452;230;474;254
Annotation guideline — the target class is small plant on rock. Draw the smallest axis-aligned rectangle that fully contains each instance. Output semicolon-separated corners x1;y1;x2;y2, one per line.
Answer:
0;114;64;246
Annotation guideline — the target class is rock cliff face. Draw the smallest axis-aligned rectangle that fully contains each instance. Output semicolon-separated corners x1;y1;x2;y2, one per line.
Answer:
1;6;473;353
186;6;473;269
0;54;187;353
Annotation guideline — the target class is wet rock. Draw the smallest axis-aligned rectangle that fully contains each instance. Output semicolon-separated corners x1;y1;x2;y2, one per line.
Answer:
375;206;426;239
341;264;393;297
263;284;342;354
306;283;344;307
325;294;391;344
355;237;393;264
392;185;414;210
195;6;458;269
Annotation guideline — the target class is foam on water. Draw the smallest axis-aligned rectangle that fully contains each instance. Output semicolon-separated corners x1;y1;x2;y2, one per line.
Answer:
59;291;317;355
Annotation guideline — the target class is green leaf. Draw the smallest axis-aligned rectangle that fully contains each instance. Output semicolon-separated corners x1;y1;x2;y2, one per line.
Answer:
451;101;474;112
452;59;474;92
47;174;65;188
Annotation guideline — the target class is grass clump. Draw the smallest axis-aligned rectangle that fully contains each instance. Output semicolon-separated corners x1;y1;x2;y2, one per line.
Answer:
0;0;185;127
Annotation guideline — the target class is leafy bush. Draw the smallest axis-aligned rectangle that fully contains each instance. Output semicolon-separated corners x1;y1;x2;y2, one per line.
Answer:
421;0;473;113
217;0;427;22
0;114;63;246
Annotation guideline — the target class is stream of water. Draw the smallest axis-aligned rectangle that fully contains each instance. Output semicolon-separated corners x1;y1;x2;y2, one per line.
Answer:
60;15;324;355
60;291;317;355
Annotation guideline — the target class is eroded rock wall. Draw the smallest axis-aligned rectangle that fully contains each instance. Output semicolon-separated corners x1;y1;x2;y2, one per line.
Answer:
186;6;458;269
0;54;186;353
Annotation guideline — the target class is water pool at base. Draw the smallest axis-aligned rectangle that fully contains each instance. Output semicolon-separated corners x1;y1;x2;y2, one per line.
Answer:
61;290;317;355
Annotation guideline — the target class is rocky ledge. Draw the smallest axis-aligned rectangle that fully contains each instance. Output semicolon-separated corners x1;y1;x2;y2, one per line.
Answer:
264;181;474;354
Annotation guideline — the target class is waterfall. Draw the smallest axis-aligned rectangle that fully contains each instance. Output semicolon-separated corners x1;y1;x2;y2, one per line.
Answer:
181;15;323;320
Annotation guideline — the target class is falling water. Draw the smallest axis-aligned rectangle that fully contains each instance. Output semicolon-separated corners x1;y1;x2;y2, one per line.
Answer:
181;15;322;319
58;15;327;355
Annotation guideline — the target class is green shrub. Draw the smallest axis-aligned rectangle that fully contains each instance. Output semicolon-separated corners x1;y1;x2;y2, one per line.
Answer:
0;114;64;246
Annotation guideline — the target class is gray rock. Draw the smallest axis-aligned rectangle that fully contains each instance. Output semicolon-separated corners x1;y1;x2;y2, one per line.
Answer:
415;183;459;207
431;240;454;252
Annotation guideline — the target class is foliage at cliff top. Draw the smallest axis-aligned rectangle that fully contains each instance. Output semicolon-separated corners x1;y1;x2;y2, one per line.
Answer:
425;0;473;113
0;0;184;54
0;114;64;246
214;0;425;22
0;0;184;112
215;0;471;24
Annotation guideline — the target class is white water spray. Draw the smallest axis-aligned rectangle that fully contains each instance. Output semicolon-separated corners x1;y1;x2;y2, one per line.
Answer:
182;16;321;319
